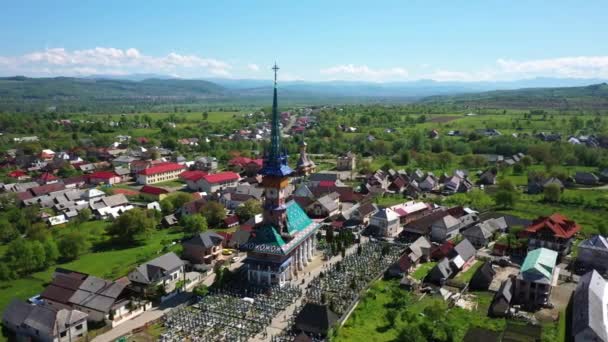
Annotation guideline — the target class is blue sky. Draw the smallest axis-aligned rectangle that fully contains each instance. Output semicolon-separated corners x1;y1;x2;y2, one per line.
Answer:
1;0;607;81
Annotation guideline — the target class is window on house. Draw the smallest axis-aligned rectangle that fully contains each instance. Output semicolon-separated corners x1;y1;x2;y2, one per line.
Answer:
76;324;83;330
60;331;67;337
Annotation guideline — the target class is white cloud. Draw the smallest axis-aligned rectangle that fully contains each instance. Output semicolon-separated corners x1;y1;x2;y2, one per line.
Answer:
0;47;232;77
496;56;608;78
247;63;260;72
320;64;408;81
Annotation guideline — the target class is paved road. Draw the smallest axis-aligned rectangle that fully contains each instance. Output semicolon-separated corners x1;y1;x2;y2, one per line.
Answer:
91;257;244;342
91;293;191;342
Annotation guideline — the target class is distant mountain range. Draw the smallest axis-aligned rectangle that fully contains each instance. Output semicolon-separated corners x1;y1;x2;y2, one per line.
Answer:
1;75;607;110
420;83;608;109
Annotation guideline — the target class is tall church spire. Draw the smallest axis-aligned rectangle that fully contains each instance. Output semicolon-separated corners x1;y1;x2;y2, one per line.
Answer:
269;63;281;162
260;63;293;177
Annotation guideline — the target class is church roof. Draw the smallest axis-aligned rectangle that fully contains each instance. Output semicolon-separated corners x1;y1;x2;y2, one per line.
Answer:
243;200;318;255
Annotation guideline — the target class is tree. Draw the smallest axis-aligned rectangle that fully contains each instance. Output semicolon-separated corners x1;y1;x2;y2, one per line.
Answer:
513;163;524;175
193;284;209;297
160;198;175;215
235;199;262;222
180;214;208;236
169;192;194;209
58;231;90;261
543;183;562;203
77;208;92;222
26;222;51;242
0;219;19;243
106;208;157;244
494;190;517;209
42;238;60;266
4;239;46;276
201;201;226;228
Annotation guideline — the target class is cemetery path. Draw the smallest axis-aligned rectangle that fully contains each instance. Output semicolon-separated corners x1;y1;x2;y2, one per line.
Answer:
249;237;367;342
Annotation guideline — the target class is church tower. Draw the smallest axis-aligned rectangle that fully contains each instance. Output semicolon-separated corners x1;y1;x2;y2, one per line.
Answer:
296;140;316;176
259;64;293;234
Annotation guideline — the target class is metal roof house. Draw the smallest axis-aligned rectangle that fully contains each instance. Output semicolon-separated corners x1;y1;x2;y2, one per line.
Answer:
572;270;608;342
577;235;608;273
513;248;559;309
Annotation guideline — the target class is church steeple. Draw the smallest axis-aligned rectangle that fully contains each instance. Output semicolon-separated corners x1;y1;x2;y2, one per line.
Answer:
259;63;293;177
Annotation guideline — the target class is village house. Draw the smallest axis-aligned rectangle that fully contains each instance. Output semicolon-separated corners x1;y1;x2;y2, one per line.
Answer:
513;248;559;309
478;169;497;185
369;208;400;237
469;262;496;291
128;252;186;301
336;151;356;171
419;174;438;192
574;171;600;185
139;185;170;201
527;177;564;194
389;201;431;226
39;268;143;327
180;170;208;191
197;172;241;193
194;156;218;172
427;239;476;285
523;213;581;257
2;299;88;342
430;207;478;243
489;278;514;317
306;172;340;188
88;171;122;185
136;162;186;185
308;192;340;218
572;270;608;342
228;156;254;173
462;217;508;248
406;236;432;264
576;235;608;274
182;232;225;265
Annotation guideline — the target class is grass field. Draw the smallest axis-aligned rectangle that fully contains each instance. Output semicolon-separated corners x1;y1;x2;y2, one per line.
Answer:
71;111;246;123
0;223;184;317
411;262;436;280
454;260;483;283
334;279;505;342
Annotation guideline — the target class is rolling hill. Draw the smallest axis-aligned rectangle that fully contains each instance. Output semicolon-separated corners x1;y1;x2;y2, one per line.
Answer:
419;83;608;110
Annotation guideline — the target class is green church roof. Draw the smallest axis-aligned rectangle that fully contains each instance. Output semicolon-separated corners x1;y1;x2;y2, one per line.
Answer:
521;247;558;281
286;200;313;234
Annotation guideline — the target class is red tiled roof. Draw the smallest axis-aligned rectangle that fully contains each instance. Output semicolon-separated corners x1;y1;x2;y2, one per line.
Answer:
138;162;185;176
38;172;58;182
224;215;239;226
247;159;263;167
228;157;252;167
140;185;169;195
180;170;208;182
524;213;581;239
318;180;336;187
89;171;119;180
30;183;65;196
9;170;27;178
202;172;240;184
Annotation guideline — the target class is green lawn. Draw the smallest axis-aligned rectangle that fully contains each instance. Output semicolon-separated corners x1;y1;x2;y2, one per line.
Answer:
411;262;436;280
334;279;505;342
0;226;184;316
152;180;185;188
454;260;483;283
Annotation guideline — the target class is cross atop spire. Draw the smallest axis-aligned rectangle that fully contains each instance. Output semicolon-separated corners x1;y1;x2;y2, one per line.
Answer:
272;63;279;86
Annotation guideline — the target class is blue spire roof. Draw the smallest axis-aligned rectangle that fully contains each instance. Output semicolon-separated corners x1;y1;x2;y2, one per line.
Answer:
259;63;293;177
